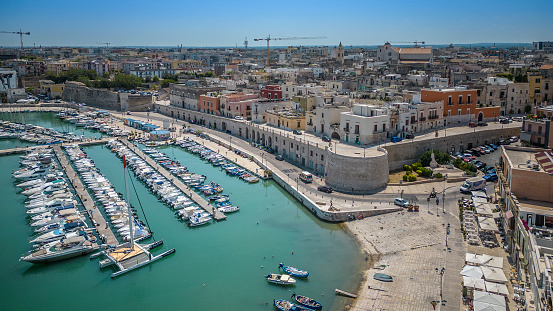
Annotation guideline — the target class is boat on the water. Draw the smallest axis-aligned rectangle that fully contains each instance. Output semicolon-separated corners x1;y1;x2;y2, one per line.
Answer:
274;299;312;311
217;205;239;213
20;235;98;263
291;293;322;310
266;273;296;285
373;273;393;282
279;263;309;278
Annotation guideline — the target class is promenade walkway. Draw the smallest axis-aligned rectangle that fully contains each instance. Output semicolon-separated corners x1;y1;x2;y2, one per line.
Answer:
52;145;118;245
118;138;226;221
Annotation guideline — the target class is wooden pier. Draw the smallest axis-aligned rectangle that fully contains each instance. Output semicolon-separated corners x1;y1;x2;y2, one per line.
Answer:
52;145;118;245
0;138;111;157
119;138;226;221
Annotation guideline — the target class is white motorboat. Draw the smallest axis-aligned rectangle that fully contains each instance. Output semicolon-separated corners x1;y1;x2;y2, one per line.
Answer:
265;273;296;285
20;235;97;263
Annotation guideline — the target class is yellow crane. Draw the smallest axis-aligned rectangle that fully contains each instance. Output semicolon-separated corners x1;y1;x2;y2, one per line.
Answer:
0;29;30;55
253;35;326;67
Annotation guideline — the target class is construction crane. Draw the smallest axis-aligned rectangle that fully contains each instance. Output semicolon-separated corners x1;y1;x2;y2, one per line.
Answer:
0;29;30;56
253;35;326;67
96;42;110;49
392;41;425;47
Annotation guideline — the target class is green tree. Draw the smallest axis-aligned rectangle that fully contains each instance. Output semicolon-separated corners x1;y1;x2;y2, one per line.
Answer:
144;76;151;83
152;75;159;82
419;150;451;167
102;72;110;79
161;79;177;88
112;74;143;89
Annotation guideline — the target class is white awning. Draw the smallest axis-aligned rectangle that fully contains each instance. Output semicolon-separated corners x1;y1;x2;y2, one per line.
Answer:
474;290;506;307
485;281;509;296
476;204;494;217
460;265;484;279
478;217;499;232
463;276;486;290
465;253;504;269
472;190;488;198
473;301;506;311
481;266;508;283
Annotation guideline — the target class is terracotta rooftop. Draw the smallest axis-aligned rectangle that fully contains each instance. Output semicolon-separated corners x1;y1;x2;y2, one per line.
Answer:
399;48;432;54
540;65;553;70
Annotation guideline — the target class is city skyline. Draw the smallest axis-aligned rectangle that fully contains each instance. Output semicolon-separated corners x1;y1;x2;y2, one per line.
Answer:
1;0;552;47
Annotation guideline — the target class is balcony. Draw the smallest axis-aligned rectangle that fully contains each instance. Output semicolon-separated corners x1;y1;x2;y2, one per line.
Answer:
428;115;439;120
419;117;426;121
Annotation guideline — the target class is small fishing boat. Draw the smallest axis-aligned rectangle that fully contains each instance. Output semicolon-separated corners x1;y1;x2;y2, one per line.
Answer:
265;273;296;285
217;205;240;213
279;263;309;278
291;293;322;310
373;273;393;282
273;299;312;311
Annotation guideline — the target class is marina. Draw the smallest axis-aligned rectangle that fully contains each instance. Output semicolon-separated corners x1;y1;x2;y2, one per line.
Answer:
118;138;227;220
0;112;364;310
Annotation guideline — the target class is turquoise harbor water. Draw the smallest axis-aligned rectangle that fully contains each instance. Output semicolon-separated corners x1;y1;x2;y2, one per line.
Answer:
0;113;365;310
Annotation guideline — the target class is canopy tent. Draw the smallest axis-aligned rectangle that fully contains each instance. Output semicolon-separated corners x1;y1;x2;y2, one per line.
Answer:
485;281;509;296
492;212;501;219
473;301;506;311
478;217;499;232
474;291;506;307
461;265;484;279
472;190;488;198
476;204;494;217
481;266;508;283
465;253;504;269
463;276;486;290
473;197;488;205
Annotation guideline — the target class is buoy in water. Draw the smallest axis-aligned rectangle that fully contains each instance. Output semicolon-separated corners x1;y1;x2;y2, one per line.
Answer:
261;265;263;268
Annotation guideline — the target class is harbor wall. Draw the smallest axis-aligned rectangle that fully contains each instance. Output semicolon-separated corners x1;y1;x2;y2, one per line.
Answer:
63;82;120;110
383;126;521;171
155;104;390;193
63;82;152;111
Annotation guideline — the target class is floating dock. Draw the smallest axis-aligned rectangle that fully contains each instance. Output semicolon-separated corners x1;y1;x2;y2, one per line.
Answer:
119;138;226;221
52;145;118;245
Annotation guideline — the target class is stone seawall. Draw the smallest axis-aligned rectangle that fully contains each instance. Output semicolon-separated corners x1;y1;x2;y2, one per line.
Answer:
63;82;152;111
63;82;120;110
384;126;521;171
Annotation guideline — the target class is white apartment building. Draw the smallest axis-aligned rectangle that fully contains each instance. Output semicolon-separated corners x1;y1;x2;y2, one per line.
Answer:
507;83;530;115
339;104;389;144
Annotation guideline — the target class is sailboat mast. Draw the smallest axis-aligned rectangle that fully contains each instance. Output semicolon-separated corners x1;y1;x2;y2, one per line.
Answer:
123;155;134;246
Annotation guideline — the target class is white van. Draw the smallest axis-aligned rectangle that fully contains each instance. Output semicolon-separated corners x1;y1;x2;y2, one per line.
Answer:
299;171;313;183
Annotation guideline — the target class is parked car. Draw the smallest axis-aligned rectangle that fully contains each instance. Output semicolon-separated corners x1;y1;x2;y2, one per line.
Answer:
498;139;510;145
500;118;510;124
235;116;244;120
478;122;488;126
317;185;333;193
510;136;519;143
391;136;403;143
469;122;478;128
54;100;61;103
483;173;498;182
322;135;331;142
275;155;284;161
489;144;498;150
476;162;486;169
292;130;302;135
394;198;409;207
405;133;414;139
484;145;495;152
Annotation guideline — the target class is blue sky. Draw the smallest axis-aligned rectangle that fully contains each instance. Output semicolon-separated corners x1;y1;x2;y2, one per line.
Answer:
0;0;551;47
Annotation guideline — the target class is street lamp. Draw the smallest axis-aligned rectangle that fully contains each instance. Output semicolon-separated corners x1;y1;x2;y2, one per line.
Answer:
435;267;445;303
442;174;448;213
